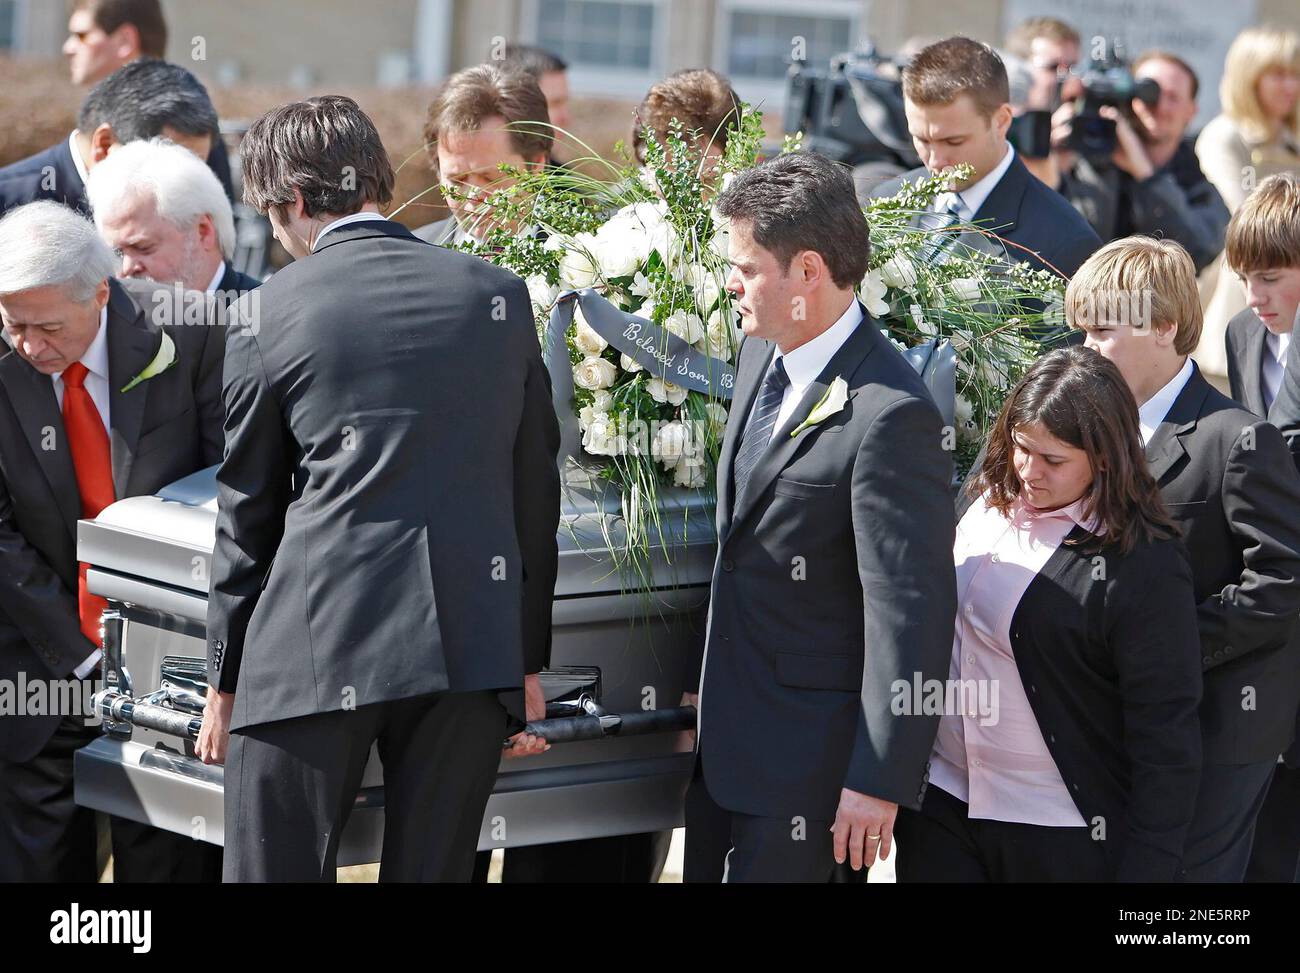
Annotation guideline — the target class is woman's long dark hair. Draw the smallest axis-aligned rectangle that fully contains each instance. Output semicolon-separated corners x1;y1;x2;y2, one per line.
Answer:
967;346;1179;554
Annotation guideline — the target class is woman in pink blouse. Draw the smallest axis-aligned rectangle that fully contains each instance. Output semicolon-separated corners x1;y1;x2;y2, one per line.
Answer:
895;346;1204;882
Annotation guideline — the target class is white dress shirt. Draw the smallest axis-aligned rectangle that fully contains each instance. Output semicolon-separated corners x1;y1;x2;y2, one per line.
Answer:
765;300;862;438
67;130;90;188
312;211;390;251
1263;331;1291;412
52;306;110;679
204;260;227;294
1138;357;1195;445
935;143;1016;223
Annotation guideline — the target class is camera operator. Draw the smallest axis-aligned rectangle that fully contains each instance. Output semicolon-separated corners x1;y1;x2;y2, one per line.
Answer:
1052;49;1230;273
1004;17;1084;188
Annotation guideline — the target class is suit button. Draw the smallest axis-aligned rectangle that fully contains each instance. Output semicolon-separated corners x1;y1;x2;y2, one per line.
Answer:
721;559;735;572
1049;734;1056;743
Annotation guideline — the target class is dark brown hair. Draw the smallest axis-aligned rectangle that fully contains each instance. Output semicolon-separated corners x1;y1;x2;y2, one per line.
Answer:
241;96;395;217
77;0;167;58
715;152;870;289
423;64;552;169
1133;49;1200;100
968;346;1178;554
903;36;1011;119
633;68;742;164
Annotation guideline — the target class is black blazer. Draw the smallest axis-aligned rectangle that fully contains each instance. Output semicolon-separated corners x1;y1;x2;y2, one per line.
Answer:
1147;364;1300;764
1224;307;1272;418
696;306;957;821
954;491;1203;881
869;152;1101;278
0;279;226;761
0;138;87;215
216;262;262;298
205;219;560;732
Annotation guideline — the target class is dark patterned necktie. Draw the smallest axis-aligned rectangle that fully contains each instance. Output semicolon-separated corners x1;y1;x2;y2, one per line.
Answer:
920;198;964;265
732;357;790;504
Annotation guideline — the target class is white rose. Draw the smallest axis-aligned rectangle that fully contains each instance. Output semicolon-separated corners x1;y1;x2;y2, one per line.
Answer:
706;309;741;360
672;452;708;488
652;421;689;466
630;271;654;299
592;389;614;412
593;231;641;279
573;356;618;390
572;309;608;356
647;377;688;406
881;254;918;290
948;277;982;303
910;304;937;339
558;234;600;289
664;309;706;345
703;401;728;438
583;414;625;456
859;268;889;317
579;405;598;431
525;274;559;314
620;353;644;373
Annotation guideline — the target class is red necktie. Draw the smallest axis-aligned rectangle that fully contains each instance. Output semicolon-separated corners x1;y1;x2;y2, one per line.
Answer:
62;362;115;647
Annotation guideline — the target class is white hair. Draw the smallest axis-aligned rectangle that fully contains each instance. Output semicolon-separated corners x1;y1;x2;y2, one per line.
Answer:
0;201;118;301
86;137;236;259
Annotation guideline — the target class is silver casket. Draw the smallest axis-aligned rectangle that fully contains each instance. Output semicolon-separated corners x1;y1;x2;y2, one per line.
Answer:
73;463;713;863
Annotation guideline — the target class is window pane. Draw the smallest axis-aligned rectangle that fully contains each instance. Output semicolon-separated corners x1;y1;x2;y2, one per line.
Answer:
537;0;656;70
727;9;852;79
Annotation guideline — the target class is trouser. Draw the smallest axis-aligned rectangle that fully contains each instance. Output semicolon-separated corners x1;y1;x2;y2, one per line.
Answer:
682;751;846;883
1184;758;1279;883
894;784;1110;882
1246;763;1300;883
0;713;221;882
222;690;508;882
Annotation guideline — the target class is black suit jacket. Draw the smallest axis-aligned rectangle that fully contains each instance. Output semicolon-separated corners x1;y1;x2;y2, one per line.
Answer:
696;306;957;821
205;219;560;732
215;262;262;298
1224;307;1272;418
953;490;1203;881
0;138;87;215
1148;364;1300;764
870;152;1101;278
0;278;226;761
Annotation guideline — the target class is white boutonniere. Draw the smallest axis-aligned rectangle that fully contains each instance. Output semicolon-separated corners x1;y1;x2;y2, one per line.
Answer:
120;331;177;393
790;376;849;437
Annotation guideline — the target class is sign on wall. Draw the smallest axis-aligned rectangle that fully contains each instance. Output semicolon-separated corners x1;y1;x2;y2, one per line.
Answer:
1003;0;1259;130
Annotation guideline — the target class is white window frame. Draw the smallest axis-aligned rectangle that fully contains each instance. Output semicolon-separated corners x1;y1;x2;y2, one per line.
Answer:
713;0;865;112
522;0;670;100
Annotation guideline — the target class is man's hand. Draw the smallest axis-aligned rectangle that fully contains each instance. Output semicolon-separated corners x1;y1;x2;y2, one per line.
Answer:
831;788;897;871
1103;107;1156;181
504;672;550;759
674;691;699;753
195;686;234;765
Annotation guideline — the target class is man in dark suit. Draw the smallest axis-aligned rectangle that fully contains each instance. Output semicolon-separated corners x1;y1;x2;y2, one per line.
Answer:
1075;236;1300;882
62;0;235;200
1223;174;1300;881
413;64;551;246
0;59;220;217
0;201;226;882
86;137;260;298
193;96;559;882
870;36;1100;280
683;152;957;882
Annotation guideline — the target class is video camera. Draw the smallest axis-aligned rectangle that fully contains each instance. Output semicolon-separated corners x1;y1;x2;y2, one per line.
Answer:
1063;42;1161;161
783;44;922;177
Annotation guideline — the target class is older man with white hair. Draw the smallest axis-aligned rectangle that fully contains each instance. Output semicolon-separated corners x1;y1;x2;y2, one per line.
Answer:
0;200;225;882
87;138;260;300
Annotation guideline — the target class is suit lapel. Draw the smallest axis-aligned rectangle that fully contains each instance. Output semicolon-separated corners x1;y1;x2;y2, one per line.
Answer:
1145;366;1210;484
0;352;81;538
726;312;877;537
105;280;160;497
1245;325;1268;416
716;336;772;537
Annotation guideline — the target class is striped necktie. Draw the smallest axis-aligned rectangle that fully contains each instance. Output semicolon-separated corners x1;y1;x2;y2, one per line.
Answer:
732;357;790;504
920;197;964;265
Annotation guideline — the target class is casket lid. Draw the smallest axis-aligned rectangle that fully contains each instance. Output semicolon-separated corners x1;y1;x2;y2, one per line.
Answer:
78;463;717;600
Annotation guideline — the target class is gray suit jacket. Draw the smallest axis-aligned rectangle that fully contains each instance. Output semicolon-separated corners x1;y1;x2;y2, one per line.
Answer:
412;216;461;246
1224;307;1271;418
0;278;226;760
696;306;957;821
205;219;560;732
